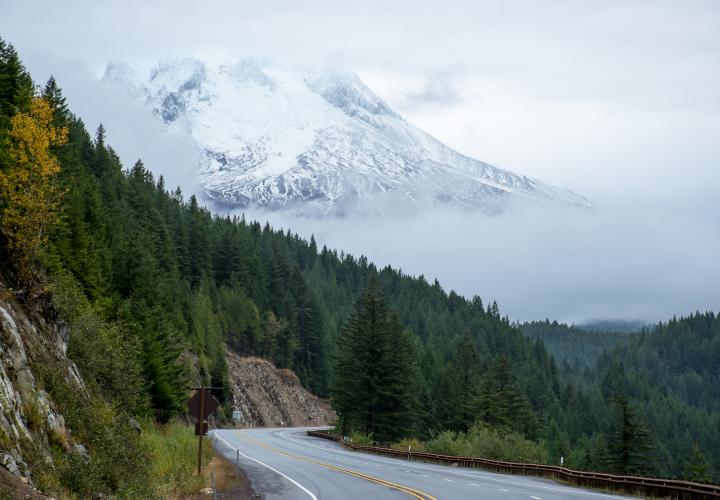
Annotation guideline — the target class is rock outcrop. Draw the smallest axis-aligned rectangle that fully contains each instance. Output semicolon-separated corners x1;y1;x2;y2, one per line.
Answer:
0;278;84;492
225;349;334;427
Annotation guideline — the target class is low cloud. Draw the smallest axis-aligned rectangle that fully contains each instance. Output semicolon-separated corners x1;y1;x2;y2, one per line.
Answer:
243;201;720;324
400;68;466;108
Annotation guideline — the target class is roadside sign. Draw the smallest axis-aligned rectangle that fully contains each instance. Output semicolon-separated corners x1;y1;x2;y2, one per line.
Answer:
187;386;222;476
188;390;220;419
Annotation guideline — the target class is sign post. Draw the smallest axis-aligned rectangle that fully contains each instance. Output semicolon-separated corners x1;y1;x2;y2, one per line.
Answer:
198;386;205;476
187;386;221;476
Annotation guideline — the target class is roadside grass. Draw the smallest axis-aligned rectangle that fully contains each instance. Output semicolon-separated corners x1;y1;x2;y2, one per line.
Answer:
203;451;241;492
141;420;213;499
390;438;427;453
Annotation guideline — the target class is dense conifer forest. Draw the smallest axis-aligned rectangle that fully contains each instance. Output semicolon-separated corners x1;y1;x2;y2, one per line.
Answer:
0;38;717;488
521;320;634;369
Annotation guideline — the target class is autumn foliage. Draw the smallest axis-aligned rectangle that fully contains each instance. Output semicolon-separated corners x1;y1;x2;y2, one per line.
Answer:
0;97;67;284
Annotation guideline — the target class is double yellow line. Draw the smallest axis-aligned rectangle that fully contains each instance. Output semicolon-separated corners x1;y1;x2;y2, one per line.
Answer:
236;431;437;500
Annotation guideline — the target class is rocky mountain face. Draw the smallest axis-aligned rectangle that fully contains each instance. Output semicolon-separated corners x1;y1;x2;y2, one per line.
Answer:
103;58;591;217
225;350;334;427
0;279;84;495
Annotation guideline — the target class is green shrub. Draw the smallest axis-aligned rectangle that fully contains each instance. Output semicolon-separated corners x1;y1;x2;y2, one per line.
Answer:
425;423;546;463
425;430;472;456
28;356;151;498
349;431;374;446
49;269;149;415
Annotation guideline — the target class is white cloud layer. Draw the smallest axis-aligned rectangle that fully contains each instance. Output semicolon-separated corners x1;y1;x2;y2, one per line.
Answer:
244;201;720;324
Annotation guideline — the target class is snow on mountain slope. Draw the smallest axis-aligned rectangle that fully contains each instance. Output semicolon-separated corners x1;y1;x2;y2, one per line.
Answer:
102;58;591;216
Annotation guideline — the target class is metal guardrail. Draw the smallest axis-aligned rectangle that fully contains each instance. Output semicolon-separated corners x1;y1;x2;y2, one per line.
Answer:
307;430;720;499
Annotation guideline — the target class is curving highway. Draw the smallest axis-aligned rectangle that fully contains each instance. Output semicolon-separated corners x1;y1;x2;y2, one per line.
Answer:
211;427;630;500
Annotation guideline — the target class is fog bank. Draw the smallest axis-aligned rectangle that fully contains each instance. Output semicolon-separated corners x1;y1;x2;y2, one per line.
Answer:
242;201;720;324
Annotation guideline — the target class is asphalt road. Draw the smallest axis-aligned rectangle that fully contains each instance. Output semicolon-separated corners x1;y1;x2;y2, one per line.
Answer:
211;427;630;500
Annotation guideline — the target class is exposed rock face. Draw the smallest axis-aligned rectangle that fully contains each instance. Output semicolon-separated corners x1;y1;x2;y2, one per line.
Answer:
0;278;85;486
225;350;334;427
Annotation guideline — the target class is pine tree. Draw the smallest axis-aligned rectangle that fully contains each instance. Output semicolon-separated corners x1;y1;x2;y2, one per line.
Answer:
546;420;569;465
332;281;389;436
187;194;210;289
41;76;69;127
606;396;653;475
476;356;536;437
447;335;479;432
374;312;420;442
0;38;33;129
260;310;284;359
331;282;419;441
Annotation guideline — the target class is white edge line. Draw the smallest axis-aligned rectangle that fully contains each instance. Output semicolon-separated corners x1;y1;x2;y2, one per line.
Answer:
213;431;318;500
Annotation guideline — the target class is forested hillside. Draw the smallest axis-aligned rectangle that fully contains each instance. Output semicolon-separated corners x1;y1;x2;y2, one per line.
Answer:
0;37;718;495
521;320;634;369
521;315;720;482
592;313;720;477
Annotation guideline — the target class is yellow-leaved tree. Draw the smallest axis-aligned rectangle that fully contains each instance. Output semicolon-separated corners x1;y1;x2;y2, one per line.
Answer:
0;96;67;285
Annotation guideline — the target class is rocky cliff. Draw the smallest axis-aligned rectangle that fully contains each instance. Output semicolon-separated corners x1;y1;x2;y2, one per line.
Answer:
0;279;85;496
226;349;334;427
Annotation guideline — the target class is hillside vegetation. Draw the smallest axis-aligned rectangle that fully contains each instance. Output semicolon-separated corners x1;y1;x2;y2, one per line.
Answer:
0;38;717;496
521;320;634;369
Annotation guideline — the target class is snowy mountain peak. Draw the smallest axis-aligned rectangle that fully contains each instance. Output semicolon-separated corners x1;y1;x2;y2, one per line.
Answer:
102;58;591;216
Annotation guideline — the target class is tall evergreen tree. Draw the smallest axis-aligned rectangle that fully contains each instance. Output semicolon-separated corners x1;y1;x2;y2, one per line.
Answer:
332;282;419;441
606;396;653;476
332;281;388;436
374;312;420;442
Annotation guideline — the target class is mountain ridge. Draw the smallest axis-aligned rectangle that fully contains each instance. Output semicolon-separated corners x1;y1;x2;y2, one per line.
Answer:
103;57;591;217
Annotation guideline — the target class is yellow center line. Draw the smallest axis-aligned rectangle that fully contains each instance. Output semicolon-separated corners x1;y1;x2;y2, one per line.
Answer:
236;431;438;500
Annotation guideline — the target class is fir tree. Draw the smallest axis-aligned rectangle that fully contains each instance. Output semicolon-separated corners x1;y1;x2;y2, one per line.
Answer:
332;282;419;441
606;396;653;475
41;76;69;126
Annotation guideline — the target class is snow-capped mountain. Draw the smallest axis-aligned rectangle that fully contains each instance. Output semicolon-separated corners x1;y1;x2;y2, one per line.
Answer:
103;58;590;216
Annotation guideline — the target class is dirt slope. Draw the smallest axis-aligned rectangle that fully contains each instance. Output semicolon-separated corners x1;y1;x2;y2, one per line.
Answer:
225;349;334;427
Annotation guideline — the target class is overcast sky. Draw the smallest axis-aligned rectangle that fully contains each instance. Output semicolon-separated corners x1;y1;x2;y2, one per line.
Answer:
2;1;719;322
